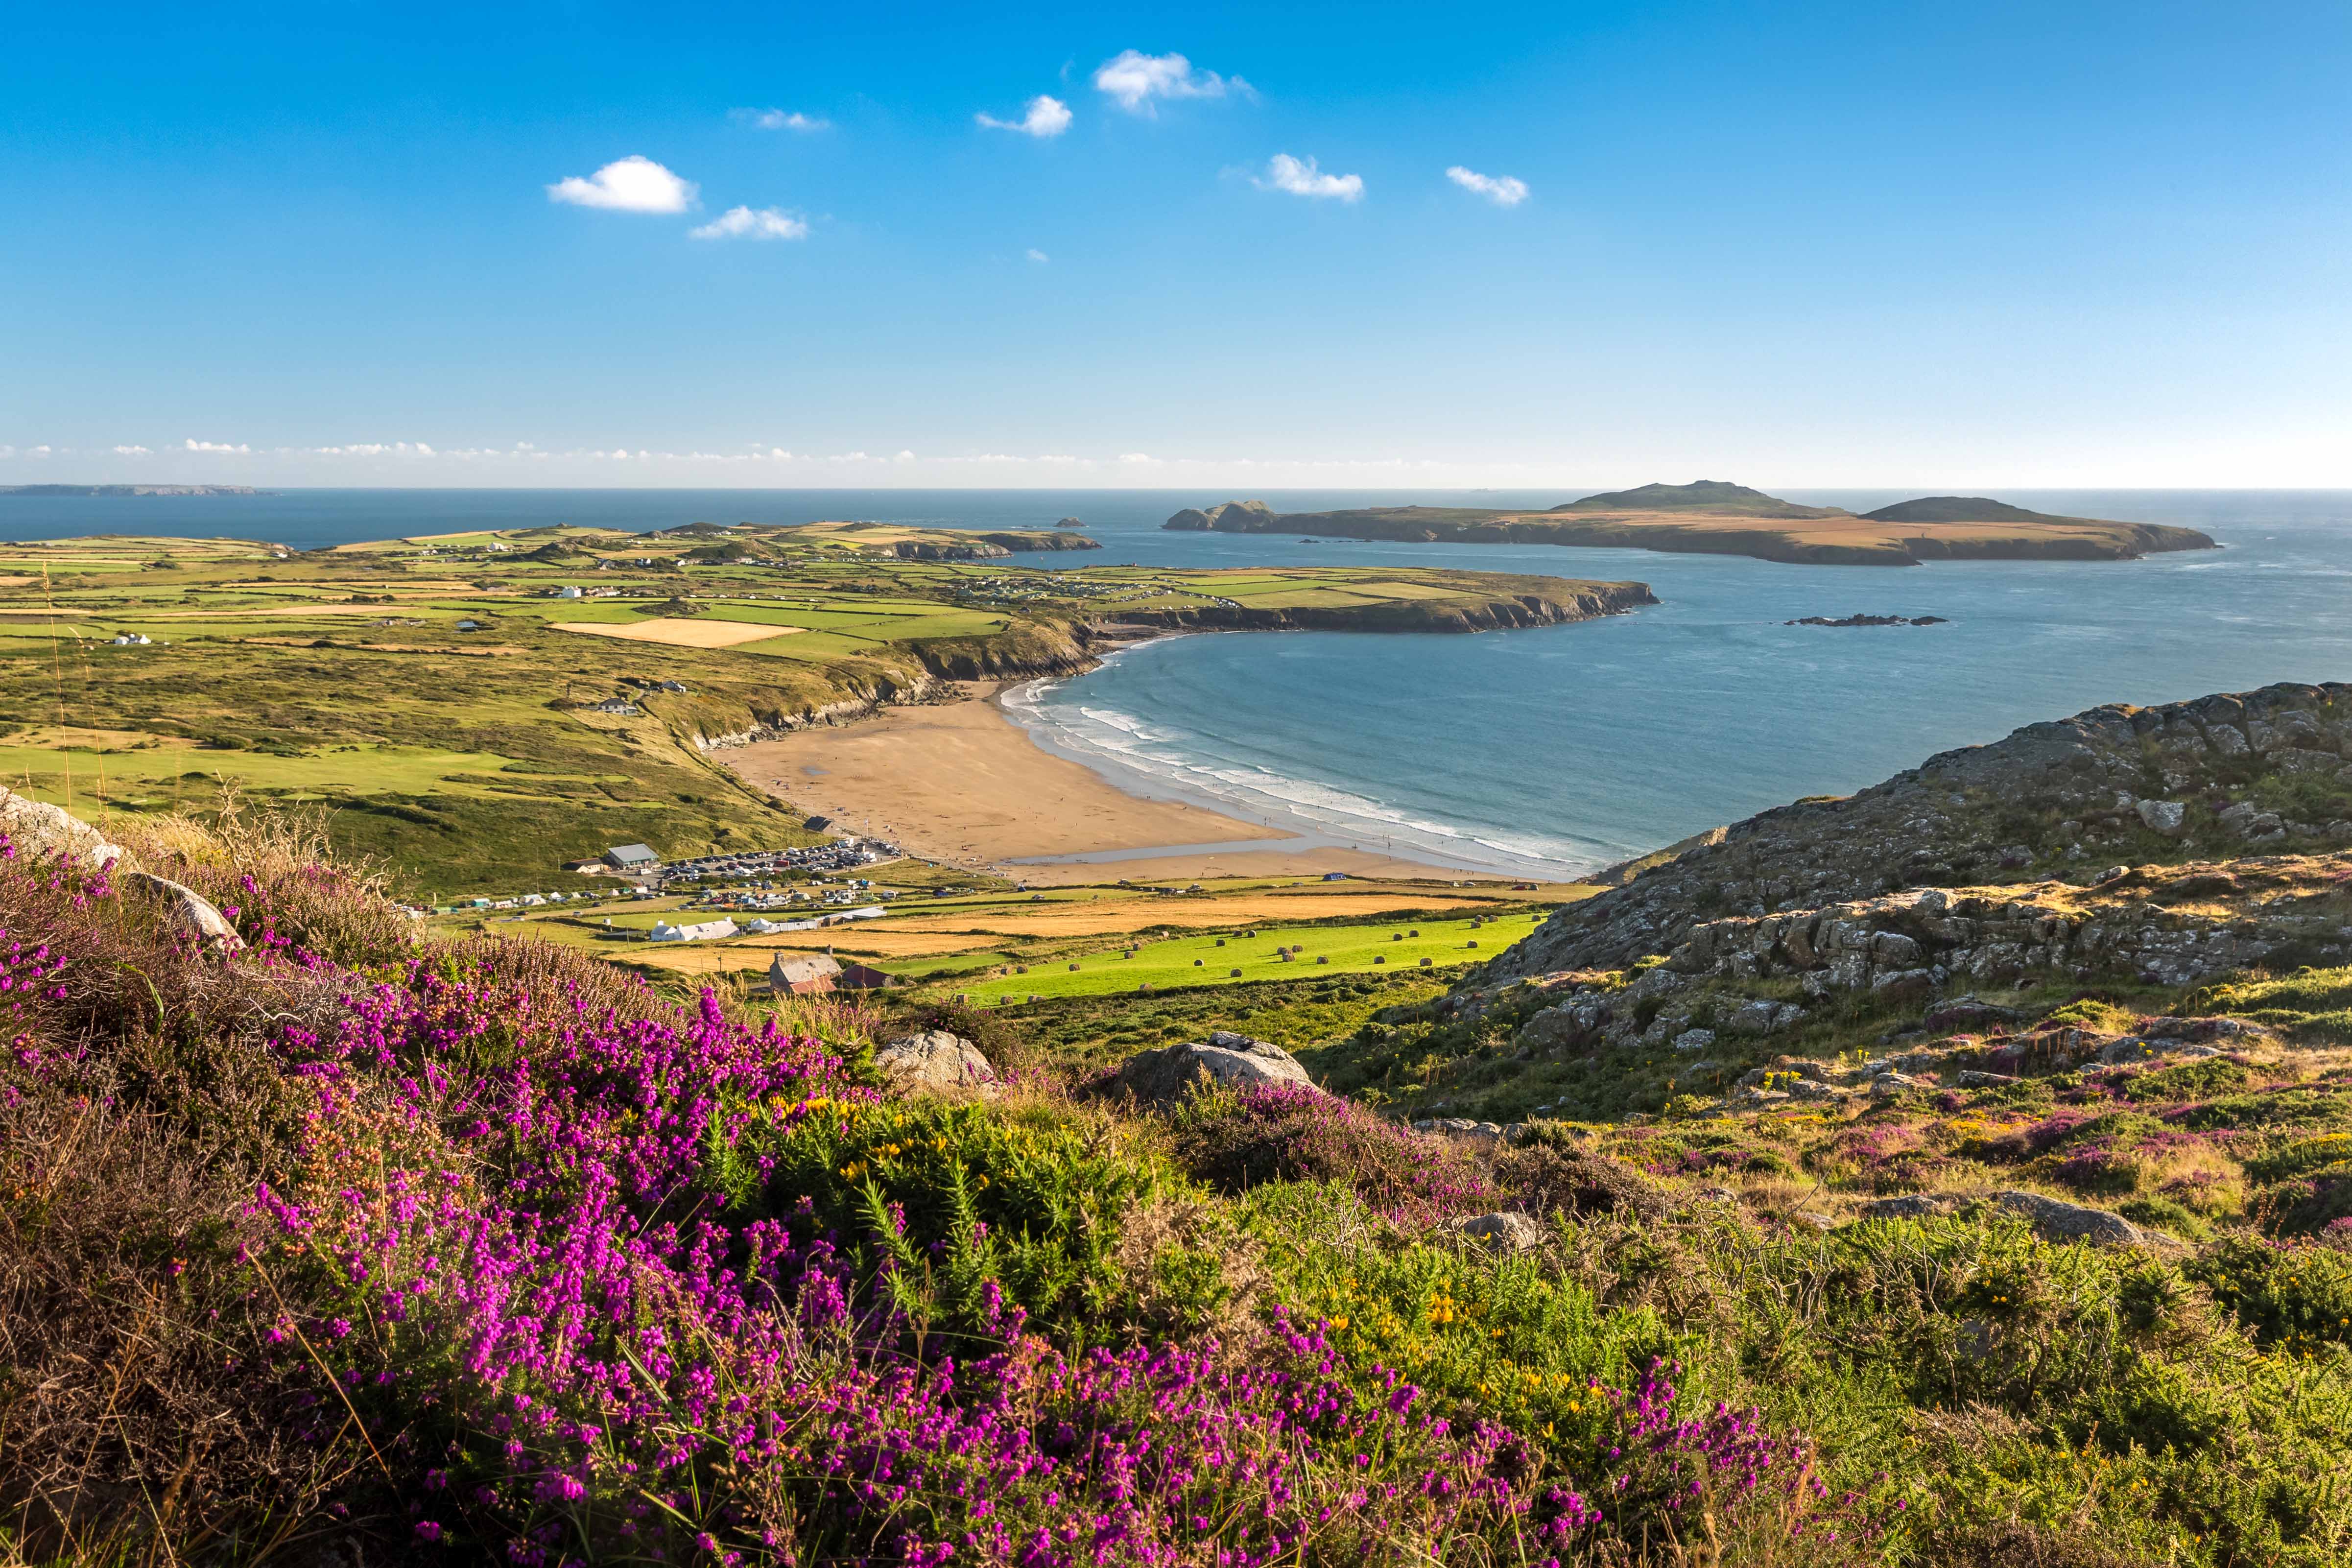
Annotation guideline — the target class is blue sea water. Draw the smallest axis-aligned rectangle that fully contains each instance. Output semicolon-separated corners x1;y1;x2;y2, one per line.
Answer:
7;486;2351;878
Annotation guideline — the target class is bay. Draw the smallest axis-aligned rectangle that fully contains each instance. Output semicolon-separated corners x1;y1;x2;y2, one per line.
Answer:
6;486;2349;878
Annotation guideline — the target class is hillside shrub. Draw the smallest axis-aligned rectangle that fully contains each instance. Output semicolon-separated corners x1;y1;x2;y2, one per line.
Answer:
1165;1084;1494;1223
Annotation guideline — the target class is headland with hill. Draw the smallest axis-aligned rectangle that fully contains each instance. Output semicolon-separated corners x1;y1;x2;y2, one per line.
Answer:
1168;479;2221;566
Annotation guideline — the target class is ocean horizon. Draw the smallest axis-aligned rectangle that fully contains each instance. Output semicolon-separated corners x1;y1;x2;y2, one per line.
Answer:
9;485;2350;879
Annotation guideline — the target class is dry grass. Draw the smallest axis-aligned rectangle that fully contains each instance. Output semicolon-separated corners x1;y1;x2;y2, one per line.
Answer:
549;617;800;648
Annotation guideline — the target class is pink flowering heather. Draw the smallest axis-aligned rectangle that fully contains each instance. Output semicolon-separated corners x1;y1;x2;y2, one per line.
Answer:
0;830;1852;1564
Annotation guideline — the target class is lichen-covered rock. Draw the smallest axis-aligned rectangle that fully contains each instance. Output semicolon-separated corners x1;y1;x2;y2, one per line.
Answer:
0;787;125;870
1993;1190;2161;1248
1112;1031;1316;1105
1446;1211;1544;1252
122;871;243;949
875;1030;996;1093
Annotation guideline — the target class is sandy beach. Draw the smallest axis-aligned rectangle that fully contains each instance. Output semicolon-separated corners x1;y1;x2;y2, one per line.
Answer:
719;686;1472;886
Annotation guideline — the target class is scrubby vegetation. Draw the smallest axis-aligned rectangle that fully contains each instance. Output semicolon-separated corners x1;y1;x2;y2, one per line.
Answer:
4;808;2351;1567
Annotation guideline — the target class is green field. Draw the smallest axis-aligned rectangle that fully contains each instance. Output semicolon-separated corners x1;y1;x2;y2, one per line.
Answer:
936;913;1533;1001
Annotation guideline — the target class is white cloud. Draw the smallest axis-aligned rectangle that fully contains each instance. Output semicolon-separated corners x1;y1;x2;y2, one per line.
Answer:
29;445;52;457
689;205;810;241
1446;166;1529;206
111;444;151;455
976;95;1071;138
734;108;830;132
546;155;698;214
1256;153;1363;202
184;438;250;453
1025;248;1049;263
1093;50;1251;114
1117;452;1161;465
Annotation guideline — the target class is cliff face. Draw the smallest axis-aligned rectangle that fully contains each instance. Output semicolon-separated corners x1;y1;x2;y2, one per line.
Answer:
1484;681;2352;983
979;531;1103;554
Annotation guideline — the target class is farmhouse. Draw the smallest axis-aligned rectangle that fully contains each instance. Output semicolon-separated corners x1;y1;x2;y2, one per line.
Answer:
648;918;738;943
767;952;843;996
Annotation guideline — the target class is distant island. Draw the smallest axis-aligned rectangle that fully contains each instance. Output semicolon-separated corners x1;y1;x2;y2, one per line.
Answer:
0;484;267;498
1785;613;1948;627
1166;480;2219;566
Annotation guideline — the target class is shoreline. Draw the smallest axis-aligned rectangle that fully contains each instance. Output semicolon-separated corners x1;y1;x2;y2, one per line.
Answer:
718;678;1481;886
995;639;1601;881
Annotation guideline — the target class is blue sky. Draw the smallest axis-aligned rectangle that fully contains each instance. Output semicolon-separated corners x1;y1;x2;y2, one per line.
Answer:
5;0;2350;488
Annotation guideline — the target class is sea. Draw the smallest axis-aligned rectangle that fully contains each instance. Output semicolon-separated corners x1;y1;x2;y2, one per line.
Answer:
8;486;2352;879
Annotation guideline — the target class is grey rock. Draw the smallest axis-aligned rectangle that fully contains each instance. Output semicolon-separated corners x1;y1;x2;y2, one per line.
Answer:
1871;967;1936;1004
875;1030;996;1093
1871;1070;1920;1097
2136;799;2188;835
1520;996;1612;1051
2097;1036;2156;1065
0;787;126;871
1956;1069;2019;1088
1447;1211;1545;1252
1113;1031;1316;1104
1671;1027;1717;1053
122;871;244;949
1993;1189;2157;1248
1725;998;1806;1036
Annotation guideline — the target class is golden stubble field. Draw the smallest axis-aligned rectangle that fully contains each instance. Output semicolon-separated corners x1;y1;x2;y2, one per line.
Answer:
550;617;803;648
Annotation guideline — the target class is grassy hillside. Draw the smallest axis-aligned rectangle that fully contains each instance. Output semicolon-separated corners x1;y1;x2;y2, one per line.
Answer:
1550;479;1848;518
5;787;2349;1566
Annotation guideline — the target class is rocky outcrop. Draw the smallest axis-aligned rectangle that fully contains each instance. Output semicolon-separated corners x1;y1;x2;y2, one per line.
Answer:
0;787;126;870
1111;1032;1318;1105
875;1030;997;1093
1164;500;1279;531
1482;682;2352;982
1657;880;2340;995
0;791;242;948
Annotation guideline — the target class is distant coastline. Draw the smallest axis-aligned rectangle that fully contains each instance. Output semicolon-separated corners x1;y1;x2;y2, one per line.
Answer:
0;484;269;498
